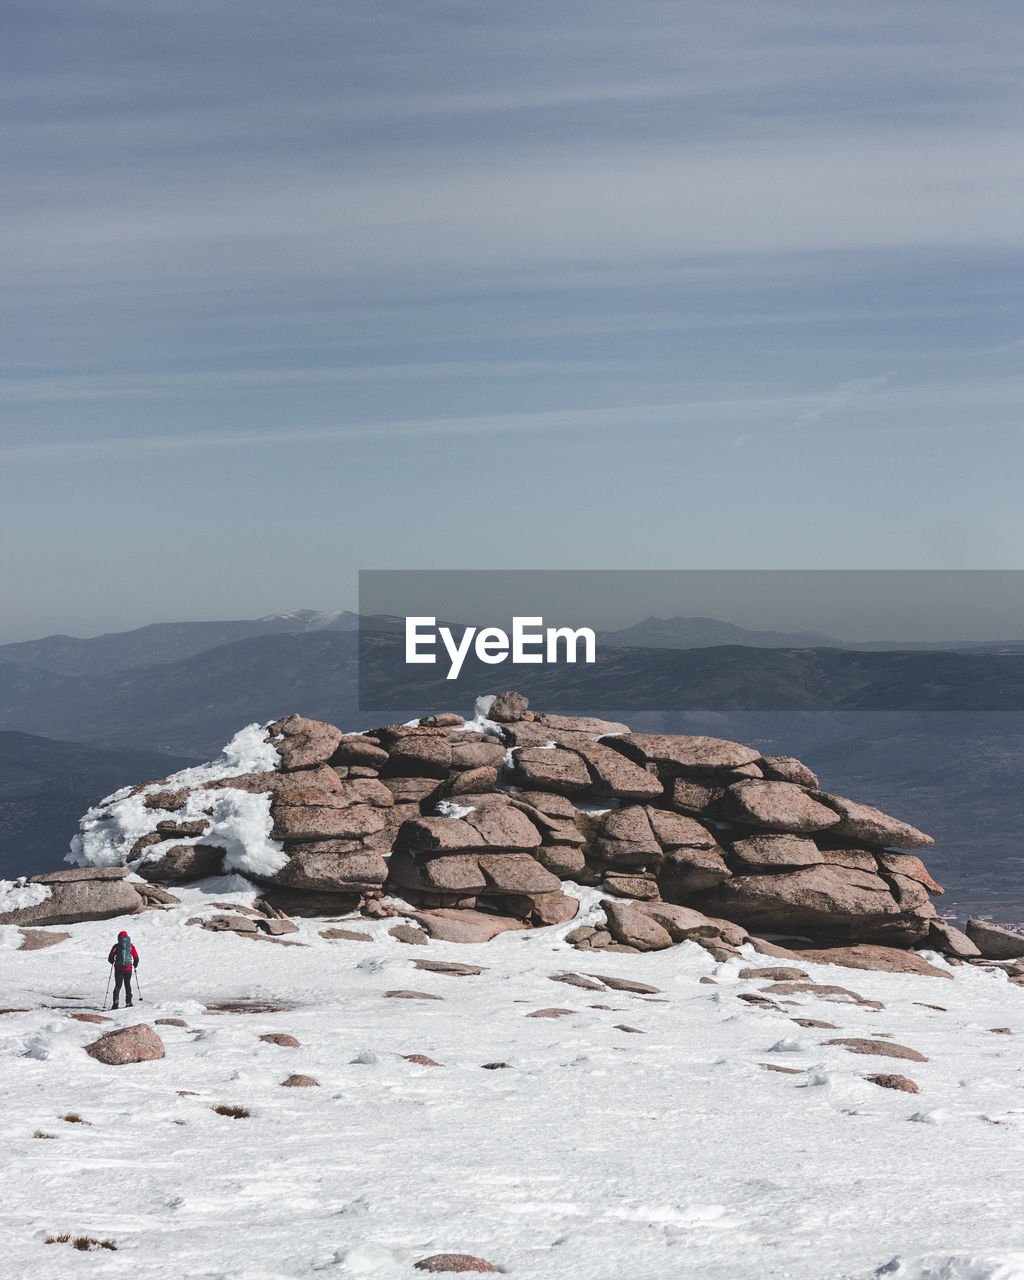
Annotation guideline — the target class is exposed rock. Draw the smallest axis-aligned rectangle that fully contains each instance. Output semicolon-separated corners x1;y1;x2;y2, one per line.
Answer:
385;990;444;1000
413;1255;501;1274
140;843;226;882
258;888;360;917
605;733;761;774
587;974;661;994
280;1074;318;1086
532;713;629;736
761;1062;804;1075
134;882;180;905
761;982;884;1009
637;902;747;947
386;733;453;777
464;805;543;850
71;1012;112;1023
729;834;823;870
381;776;440;805
826;1038;928;1062
155;818;210;837
271;799;387;842
738;966;809;981
399;816;487;852
510;791;577;818
155;1018;188;1027
757;756;819;788
590;805;660;864
257;917;300;936
268;849;388;893
697;864;909;939
1;871;143;928
321;927;374;941
549;973;605;991
442;765;500;795
409;909;526;944
139;787;188;810
329;735;390;768
747;937;809;961
18;929;70;950
657;845;733;899
488;690;529;722
792;944;951;979
874;852;944;894
84;1023;165;1066
390;849;487;894
413;960;485;976
534;844;587;878
478;855;560;896
615;1024;644;1034
267;714;343;770
508;747;592;793
647;808;718;849
572;741;664;800
667;778;726;816
260;1033;300;1047
402;1054;443;1065
816;846;879;874
720;781;842;834
388;924;430;945
602;873;660;900
812;792;933;849
866;1073;920;1092
526;1007;573;1018
203;913;259;934
925;919;981;958
601;898;673;951
965;919;1024;960
521;890;579;926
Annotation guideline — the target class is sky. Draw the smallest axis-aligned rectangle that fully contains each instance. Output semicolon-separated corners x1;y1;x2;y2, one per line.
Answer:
1;0;1022;642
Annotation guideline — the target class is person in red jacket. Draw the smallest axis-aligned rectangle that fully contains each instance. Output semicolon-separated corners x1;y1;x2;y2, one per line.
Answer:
108;930;139;1008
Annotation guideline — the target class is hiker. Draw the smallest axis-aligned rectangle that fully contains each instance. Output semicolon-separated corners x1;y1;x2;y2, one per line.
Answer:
108;930;139;1008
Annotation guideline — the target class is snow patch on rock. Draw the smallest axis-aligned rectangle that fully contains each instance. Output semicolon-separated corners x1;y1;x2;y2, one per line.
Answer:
0;879;51;912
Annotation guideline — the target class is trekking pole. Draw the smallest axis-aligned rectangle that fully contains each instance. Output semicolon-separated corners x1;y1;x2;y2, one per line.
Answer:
133;968;143;1002
103;965;112;1010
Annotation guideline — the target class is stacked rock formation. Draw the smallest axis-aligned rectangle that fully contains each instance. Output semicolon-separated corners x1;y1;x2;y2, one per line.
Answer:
6;693;1024;970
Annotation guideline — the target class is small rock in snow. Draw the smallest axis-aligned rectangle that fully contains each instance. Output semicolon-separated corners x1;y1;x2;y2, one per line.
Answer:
826;1038;928;1062
413;1253;502;1272
865;1074;920;1093
84;1023;165;1066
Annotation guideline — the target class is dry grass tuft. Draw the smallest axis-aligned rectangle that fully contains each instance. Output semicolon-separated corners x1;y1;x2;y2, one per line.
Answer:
44;1234;116;1251
61;1113;90;1125
33;1131;56;1139
212;1104;250;1118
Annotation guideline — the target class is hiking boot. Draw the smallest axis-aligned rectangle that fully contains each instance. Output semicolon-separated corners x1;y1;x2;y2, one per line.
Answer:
111;1002;119;1009
126;1001;133;1007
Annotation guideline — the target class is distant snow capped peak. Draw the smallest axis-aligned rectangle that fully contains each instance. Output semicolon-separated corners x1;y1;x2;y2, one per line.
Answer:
257;610;359;631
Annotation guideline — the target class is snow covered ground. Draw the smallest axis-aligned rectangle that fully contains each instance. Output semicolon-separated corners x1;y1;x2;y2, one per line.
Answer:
1;879;1022;1280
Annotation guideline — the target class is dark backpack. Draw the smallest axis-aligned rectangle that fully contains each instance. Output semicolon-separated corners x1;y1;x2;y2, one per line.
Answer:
115;935;133;970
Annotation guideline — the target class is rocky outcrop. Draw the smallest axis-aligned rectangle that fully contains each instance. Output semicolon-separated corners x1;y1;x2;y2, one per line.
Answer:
965;919;1024;960
55;694;961;963
0;867;144;928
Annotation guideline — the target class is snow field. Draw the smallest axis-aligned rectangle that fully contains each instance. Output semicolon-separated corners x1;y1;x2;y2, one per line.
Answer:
1;878;1022;1280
